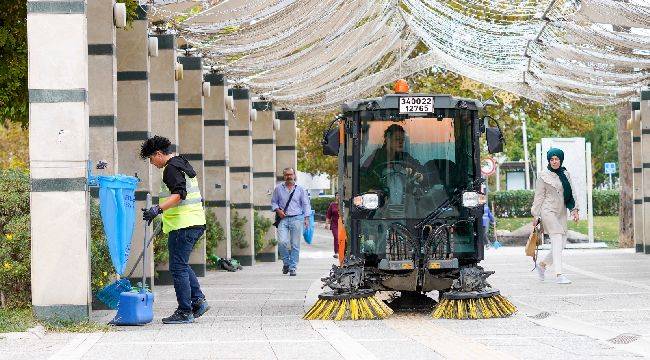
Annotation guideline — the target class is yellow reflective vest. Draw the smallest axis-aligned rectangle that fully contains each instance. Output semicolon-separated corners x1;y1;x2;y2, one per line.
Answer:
159;168;206;234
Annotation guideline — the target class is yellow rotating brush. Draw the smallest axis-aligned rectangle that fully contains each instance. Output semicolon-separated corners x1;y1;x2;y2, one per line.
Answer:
432;289;516;320
304;289;393;320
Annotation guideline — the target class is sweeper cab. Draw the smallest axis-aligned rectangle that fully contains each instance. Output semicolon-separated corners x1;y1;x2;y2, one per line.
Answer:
306;81;516;320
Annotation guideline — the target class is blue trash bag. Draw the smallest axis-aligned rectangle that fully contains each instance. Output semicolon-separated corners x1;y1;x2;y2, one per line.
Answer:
303;210;315;244
97;175;140;275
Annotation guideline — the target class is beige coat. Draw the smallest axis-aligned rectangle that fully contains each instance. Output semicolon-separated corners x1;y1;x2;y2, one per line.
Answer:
531;169;579;235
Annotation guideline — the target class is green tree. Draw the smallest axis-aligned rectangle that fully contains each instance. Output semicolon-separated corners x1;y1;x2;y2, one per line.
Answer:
583;110;618;187
0;2;28;126
297;112;338;176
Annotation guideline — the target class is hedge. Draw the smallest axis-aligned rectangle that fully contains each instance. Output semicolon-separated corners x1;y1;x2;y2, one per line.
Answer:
311;197;334;220
488;189;619;217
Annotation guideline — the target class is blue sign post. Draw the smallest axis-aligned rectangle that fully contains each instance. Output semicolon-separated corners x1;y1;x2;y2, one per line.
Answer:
604;162;616;189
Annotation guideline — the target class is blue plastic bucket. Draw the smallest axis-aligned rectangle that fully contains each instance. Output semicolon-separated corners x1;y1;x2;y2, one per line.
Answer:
97;175;139;275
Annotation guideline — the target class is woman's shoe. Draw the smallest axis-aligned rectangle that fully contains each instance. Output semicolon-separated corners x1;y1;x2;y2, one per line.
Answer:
556;274;572;284
333;254;338;259
536;265;545;281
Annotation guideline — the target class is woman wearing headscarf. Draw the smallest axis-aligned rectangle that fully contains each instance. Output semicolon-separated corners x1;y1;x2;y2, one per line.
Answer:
531;148;580;284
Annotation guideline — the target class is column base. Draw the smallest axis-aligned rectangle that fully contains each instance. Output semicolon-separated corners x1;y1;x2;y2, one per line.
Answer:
33;304;89;322
232;255;254;266
637;244;644;253
255;252;277;262
645;244;650;254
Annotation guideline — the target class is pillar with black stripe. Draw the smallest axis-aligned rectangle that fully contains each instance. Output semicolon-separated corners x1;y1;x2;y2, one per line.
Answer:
642;91;650;254
229;88;256;266
275;110;298;182
116;5;154;288
88;0;118;184
252;100;278;262
203;72;232;260
150;32;178;284
28;0;91;321
631;101;644;253
177;54;207;274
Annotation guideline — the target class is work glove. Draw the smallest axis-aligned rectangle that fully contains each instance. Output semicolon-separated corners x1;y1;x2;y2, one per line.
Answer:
142;205;162;225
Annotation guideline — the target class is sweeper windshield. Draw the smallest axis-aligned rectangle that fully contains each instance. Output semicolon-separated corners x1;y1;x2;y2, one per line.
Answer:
359;115;475;219
355;112;477;262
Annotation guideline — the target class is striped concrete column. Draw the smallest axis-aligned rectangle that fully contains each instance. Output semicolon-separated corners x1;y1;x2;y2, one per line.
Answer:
229;88;256;266
275;110;297;181
150;33;178;190
27;0;91;321
177;55;206;275
203;73;232;260
116;6;154;287
150;32;178;285
642;91;650;254
88;0;118;182
252;100;277;262
632;101;643;253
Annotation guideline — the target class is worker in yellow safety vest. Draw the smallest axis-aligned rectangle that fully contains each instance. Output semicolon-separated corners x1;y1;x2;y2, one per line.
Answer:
140;135;209;324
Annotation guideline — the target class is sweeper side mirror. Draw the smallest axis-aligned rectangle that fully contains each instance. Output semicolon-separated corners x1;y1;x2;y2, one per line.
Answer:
322;128;340;156
483;116;504;154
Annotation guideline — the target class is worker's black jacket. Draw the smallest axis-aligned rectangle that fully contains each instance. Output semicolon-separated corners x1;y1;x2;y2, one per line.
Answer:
162;156;197;200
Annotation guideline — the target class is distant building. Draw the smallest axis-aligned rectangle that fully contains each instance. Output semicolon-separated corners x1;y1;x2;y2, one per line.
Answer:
295;171;331;197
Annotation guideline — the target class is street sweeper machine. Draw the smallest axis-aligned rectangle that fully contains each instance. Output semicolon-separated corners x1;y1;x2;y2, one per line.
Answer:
305;81;516;321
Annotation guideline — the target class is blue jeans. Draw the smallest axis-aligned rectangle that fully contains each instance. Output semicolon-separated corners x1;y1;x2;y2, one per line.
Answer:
277;216;303;271
168;226;205;312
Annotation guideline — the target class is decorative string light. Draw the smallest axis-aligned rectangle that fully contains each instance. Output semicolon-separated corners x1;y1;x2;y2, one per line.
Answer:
150;0;650;110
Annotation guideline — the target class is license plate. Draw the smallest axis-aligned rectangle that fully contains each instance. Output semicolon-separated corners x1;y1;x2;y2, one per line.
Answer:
399;96;434;113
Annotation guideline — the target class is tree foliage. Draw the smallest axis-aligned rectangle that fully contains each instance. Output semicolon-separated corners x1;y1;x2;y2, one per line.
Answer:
0;122;28;170
297;112;338;176
410;68;594;166
0;2;28;126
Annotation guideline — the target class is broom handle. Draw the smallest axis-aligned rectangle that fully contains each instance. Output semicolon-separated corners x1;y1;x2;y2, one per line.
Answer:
126;207;162;279
142;194;151;289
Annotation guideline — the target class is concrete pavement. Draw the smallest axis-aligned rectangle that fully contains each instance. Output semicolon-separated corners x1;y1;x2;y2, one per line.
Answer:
1;225;649;359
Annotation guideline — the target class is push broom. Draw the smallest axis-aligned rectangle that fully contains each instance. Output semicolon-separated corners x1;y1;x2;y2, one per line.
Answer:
97;221;161;309
304;119;393;320
302;219;393;321
432;267;516;320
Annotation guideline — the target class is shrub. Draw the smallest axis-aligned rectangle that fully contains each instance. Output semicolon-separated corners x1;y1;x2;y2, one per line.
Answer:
488;189;620;217
152;217;168;268
253;211;274;254
593;190;619;216
205;207;225;256
488;190;534;218
89;199;114;293
231;209;248;249
0;170;113;308
311;197;333;220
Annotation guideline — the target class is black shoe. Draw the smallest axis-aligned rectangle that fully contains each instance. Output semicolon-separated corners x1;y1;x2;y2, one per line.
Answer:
289;270;296;276
282;265;289;274
192;299;211;319
162;309;194;324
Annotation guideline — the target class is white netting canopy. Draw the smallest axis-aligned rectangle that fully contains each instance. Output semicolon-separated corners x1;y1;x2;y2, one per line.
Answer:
150;0;650;110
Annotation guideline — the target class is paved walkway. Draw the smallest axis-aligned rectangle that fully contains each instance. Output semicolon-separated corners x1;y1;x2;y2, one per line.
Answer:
2;226;650;359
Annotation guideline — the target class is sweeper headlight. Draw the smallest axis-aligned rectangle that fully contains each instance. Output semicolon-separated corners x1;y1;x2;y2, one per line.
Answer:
353;193;380;210
462;191;486;208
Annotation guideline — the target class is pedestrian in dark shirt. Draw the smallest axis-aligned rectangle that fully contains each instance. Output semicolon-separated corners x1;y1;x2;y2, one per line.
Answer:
140;135;209;324
325;192;340;258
